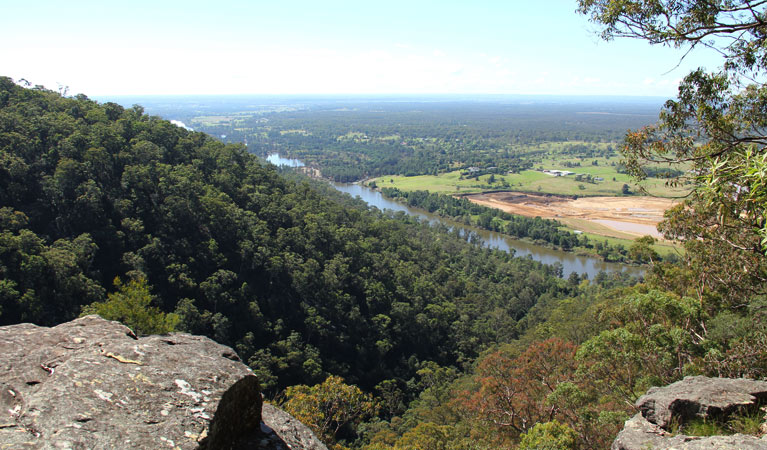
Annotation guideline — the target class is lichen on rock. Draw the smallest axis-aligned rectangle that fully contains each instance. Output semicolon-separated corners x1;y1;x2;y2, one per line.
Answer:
612;376;767;450
0;315;326;450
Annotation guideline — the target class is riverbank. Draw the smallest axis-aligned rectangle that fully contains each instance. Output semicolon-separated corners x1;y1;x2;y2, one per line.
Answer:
266;154;648;277
332;182;646;278
463;191;676;241
378;186;681;264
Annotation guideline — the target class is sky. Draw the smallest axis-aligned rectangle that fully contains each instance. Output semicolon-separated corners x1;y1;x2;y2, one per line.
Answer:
1;0;724;97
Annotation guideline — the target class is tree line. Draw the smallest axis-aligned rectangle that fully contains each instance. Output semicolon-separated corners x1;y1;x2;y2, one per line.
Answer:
191;101;659;181
379;187;660;264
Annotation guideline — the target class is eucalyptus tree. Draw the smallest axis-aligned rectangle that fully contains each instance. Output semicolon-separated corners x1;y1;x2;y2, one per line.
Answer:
579;0;767;303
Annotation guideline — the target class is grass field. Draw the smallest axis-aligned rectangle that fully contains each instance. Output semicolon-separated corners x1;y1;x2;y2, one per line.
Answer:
560;220;680;257
371;156;689;198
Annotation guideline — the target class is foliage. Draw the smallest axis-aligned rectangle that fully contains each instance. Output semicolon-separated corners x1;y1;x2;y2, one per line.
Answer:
682;418;729;437
518;420;578;450
0;77;578;401
447;283;727;450
727;409;765;435
10;11;767;441
700;297;767;379
674;408;764;437
81;276;178;335
628;235;658;264
392;422;452;450
0;215;104;324
458;338;578;440
280;375;378;446
578;0;767;290
559;10;767;444
576;290;704;403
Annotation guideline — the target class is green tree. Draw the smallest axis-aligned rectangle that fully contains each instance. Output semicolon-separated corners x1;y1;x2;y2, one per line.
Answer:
82;276;178;335
578;0;767;299
576;290;703;403
280;375;378;446
628;235;659;264
518;420;577;450
393;422;451;450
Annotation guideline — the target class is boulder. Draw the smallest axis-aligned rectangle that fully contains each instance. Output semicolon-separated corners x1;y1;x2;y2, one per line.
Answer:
612;376;767;450
637;376;767;429
612;413;767;449
0;315;327;450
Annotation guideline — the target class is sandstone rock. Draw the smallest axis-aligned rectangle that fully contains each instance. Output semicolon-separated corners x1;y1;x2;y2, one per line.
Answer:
261;403;329;449
612;413;673;450
201;375;263;449
612;376;767;450
612;413;767;449
0;315;327;450
637;376;767;429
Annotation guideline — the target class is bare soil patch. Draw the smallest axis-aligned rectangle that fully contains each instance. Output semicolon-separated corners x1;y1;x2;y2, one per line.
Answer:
465;192;677;239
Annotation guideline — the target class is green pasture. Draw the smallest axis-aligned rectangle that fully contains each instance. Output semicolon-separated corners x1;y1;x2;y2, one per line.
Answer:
573;229;682;258
371;156;689;198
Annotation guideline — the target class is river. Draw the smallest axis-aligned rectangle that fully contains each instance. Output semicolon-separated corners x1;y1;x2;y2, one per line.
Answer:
266;154;645;279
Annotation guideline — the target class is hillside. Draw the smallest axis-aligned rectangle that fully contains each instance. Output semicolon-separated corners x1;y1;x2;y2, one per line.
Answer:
0;77;583;395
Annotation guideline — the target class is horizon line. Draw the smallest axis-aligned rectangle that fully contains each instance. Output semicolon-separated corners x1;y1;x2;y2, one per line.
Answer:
94;92;670;99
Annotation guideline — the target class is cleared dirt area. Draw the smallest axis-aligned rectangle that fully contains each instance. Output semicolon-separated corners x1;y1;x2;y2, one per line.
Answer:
465;192;678;240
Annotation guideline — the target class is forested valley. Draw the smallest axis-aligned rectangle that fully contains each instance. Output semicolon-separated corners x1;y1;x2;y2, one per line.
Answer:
2;73;764;449
2;77;598;390
6;0;767;439
0;79;631;446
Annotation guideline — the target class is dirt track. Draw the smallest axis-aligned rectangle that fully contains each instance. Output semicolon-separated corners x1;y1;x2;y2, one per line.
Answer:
465;192;678;239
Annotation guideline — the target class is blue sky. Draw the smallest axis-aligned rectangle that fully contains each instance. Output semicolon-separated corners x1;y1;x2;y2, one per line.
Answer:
1;0;722;96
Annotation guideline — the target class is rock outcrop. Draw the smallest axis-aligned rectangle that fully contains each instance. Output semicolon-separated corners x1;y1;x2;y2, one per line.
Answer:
0;315;327;450
612;376;767;450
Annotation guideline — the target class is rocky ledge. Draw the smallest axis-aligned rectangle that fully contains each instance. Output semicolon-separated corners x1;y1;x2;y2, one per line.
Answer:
0;315;327;450
613;376;767;450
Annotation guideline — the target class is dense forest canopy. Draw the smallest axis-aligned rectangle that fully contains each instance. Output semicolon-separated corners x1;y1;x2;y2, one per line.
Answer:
0;77;599;394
